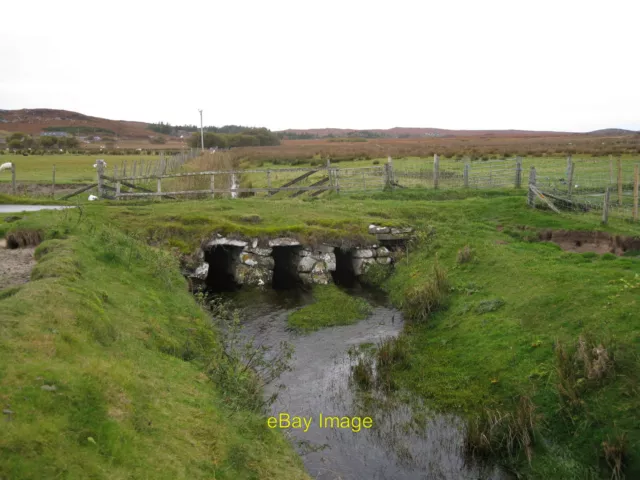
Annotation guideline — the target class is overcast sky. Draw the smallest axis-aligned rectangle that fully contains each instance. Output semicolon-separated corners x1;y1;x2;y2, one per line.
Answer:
1;0;638;132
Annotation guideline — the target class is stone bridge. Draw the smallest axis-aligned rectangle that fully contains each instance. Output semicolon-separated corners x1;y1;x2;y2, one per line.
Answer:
186;224;413;290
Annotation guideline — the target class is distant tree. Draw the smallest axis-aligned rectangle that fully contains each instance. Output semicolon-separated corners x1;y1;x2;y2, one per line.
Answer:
150;136;167;144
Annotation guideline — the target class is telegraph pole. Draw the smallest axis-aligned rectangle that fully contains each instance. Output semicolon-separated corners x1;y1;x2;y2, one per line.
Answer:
198;109;204;152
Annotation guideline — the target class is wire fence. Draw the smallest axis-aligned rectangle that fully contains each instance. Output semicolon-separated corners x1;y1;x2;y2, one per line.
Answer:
529;158;640;225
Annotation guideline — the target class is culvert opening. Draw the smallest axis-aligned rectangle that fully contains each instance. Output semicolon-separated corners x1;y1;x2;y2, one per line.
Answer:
272;246;302;290
332;248;358;287
204;246;242;292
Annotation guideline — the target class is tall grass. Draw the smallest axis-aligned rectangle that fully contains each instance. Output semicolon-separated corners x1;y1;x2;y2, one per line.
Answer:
401;259;450;322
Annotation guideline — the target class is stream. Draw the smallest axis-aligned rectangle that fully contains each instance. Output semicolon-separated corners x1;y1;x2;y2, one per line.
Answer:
217;288;508;480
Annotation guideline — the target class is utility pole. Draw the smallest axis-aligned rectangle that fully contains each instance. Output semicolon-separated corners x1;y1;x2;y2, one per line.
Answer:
198;109;204;152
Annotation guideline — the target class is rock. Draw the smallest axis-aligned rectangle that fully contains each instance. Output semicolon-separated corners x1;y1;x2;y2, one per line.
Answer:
376;247;390;257
240;253;258;267
207;238;248;248
268;238;300;247
41;385;57;392
352;258;376;275
311;262;327;274
251;238;258;248
299;249;313;257
193;262;209;280
377;256;392;264
321;252;336;271
254;255;275;269
235;265;272;286
315;244;335;254
353;249;374;258
247;247;272;256
390;227;413;235
369;224;390;234
297;256;316;272
311;271;331;284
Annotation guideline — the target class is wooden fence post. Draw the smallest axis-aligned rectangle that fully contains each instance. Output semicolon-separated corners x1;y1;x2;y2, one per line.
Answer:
609;155;614;185
463;163;470;188
515;157;522;188
52;164;56;198
567;161;575;196
335;168;340;194
326;159;331;188
210;175;215;199
633;164;639;222
602;187;610;224
385;156;394;189
617;156;623;206
11;163;16;195
433;154;440;189
156;177;162;200
566;154;572;179
96;160;105;198
527;166;537;207
115;180;121;199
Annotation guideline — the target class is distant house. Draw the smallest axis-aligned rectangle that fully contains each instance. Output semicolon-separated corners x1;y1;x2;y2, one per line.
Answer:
0;137;6;144
41;131;69;137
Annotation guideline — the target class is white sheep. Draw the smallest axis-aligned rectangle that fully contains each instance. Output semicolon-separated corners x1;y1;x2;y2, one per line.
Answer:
88;195;98;201
0;162;13;173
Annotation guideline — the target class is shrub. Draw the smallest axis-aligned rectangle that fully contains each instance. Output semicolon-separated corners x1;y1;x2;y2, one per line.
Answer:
602;433;627;480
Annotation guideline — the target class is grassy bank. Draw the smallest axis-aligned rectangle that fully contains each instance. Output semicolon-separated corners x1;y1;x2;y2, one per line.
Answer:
0;215;307;479
3;189;640;478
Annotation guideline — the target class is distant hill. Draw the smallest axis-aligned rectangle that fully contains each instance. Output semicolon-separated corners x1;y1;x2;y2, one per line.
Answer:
586;128;638;136
279;127;575;139
0;108;157;139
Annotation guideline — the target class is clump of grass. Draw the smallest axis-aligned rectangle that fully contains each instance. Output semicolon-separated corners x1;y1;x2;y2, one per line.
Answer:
375;336;410;391
457;244;473;264
360;261;393;287
465;396;539;464
602;433;628;480
475;298;505;314
351;357;374;390
5;228;43;248
288;285;372;332
402;259;449;323
555;335;615;409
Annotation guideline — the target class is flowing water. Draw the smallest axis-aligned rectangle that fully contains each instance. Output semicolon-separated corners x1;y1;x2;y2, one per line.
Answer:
220;288;508;480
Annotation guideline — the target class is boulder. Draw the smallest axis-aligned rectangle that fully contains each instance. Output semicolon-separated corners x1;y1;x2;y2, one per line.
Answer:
297;256;316;272
353;249;374;258
376;246;390;257
321;252;336;271
376;256;393;265
299;249;313;257
315;244;335;254
235;264;272;286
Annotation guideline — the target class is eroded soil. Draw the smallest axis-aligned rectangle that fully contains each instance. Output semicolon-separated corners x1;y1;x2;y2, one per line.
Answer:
539;230;640;255
0;239;36;290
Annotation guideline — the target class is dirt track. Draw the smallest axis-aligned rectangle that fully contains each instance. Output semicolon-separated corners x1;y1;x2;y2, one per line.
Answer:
0;239;36;290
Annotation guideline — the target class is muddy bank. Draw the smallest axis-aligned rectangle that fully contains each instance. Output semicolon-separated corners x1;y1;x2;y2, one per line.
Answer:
0;239;35;290
538;229;640;255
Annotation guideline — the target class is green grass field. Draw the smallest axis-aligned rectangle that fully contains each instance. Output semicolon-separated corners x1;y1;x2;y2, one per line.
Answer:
2;180;640;478
0;154;161;184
